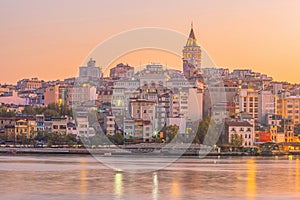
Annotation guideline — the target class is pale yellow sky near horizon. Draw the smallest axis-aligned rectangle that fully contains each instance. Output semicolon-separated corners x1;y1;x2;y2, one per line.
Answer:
1;0;300;84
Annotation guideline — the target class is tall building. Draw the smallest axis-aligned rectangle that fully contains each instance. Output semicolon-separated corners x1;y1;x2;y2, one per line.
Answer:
182;22;201;79
258;90;276;124
277;96;300;124
238;89;259;121
44;85;60;105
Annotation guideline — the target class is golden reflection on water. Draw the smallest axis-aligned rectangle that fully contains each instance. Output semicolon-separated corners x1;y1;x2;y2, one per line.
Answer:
171;175;180;200
114;172;123;199
296;158;299;193
246;159;257;200
152;172;158;200
79;159;87;199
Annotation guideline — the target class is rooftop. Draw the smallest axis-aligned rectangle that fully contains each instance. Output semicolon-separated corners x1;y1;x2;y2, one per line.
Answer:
225;121;252;127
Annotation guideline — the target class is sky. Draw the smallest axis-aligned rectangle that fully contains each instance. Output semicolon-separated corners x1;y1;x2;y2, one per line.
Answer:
1;0;300;84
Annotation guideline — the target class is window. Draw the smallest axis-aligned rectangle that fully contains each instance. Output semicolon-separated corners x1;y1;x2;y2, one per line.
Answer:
247;128;251;132
59;125;66;129
240;128;244;131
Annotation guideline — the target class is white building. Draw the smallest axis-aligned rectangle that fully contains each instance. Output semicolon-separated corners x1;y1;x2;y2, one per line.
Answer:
225;121;254;147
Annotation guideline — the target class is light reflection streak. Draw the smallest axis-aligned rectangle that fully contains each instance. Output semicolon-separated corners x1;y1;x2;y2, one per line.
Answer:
114;172;123;200
152;172;158;200
246;159;257;200
79;158;87;199
296;158;299;193
171;175;180;200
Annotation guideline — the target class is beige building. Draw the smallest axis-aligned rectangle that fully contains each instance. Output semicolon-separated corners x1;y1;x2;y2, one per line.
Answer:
67;85;97;106
105;115;115;135
130;99;156;122
51;117;67;133
17;78;42;91
277;96;300;124
269;117;294;142
238;89;259;121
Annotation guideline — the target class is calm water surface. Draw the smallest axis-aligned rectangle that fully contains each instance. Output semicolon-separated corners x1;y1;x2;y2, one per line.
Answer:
0;155;299;200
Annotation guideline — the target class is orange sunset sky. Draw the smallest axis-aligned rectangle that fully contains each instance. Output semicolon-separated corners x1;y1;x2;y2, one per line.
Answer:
1;0;300;84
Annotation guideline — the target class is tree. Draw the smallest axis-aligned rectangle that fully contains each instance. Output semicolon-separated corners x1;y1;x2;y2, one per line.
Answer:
165;125;179;142
21;103;72;117
0;133;9;142
230;133;244;147
22;106;37;115
66;134;77;147
0;105;16;117
107;132;124;145
195;115;211;144
44;109;59;117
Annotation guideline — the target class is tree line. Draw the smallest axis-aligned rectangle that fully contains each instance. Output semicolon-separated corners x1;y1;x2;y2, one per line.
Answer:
0;103;72;117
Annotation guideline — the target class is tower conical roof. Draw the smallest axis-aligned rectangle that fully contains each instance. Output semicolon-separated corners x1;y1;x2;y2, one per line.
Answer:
186;22;199;47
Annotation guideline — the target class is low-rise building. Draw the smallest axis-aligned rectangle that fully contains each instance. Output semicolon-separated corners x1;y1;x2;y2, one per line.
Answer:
51;116;67;133
224;121;254;147
15;119;37;137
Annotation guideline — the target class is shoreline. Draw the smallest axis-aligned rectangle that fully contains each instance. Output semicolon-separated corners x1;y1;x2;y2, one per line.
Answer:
1;147;299;157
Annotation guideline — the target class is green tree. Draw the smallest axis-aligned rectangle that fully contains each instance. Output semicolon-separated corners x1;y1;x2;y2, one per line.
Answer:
195;115;211;144
22;103;72;117
165;125;179;142
107;132;124;145
0;133;9;142
194;115;221;146
230;133;244;147
66;134;77;147
44;109;59;117
0;105;16;117
22;106;36;115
